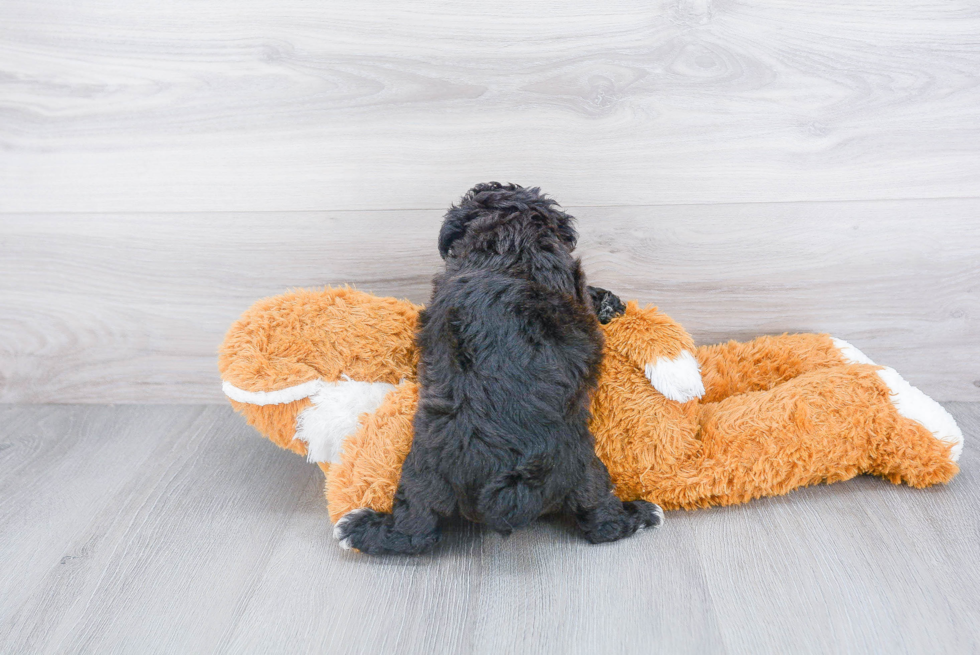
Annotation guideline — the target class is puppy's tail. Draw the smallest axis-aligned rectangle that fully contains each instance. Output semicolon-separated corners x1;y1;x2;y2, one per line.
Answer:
476;456;553;534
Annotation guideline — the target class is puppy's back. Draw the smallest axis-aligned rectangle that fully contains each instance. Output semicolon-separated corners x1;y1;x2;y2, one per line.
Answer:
415;270;603;529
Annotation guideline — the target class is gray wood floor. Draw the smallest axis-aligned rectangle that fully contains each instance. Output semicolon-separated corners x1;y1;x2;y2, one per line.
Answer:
1;403;977;654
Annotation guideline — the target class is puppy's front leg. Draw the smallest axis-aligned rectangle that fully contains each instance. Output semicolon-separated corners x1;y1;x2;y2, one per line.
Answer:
587;286;626;325
333;449;452;555
566;455;664;544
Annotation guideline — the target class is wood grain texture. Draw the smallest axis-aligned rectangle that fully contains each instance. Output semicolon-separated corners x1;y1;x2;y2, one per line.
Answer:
1;198;977;403
0;405;320;653
0;403;977;654
1;0;979;212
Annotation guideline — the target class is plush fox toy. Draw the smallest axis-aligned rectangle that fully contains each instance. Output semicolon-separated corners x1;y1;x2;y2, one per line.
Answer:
219;287;963;543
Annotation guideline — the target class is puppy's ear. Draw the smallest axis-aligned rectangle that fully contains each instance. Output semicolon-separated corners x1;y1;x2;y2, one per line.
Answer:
440;182;521;258
554;214;578;249
526;189;577;249
438;206;470;259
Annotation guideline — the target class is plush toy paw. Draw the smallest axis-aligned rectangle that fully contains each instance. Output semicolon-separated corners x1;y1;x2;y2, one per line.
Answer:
580;500;664;544
645;350;705;402
833;338;963;462
877;367;964;462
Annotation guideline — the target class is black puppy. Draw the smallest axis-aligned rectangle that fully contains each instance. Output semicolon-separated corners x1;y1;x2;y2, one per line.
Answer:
335;183;663;554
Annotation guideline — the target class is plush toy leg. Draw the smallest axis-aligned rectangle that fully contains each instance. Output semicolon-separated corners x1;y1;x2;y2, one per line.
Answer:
696;333;861;403
642;364;961;510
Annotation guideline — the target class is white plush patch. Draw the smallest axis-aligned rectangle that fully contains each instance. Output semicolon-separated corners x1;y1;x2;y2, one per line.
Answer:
222;379;324;406
832;337;877;365
333;508;373;550
645;350;705;402
877;367;964;462
295;380;396;464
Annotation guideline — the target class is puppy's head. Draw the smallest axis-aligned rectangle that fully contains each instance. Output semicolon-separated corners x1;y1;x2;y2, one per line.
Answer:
438;182;577;259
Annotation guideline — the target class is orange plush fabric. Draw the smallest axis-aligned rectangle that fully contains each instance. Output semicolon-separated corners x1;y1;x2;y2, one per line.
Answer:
219;287;420;458
219;287;961;524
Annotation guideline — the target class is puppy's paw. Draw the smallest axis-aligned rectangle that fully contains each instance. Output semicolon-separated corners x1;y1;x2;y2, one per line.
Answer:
332;507;378;551
588;286;626;324
332;507;443;555
626;500;664;530
581;500;664;544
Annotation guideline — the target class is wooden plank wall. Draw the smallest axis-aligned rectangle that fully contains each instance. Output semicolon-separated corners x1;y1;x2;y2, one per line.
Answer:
1;0;978;402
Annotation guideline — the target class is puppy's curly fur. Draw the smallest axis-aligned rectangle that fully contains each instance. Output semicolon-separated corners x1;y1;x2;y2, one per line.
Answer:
336;183;663;554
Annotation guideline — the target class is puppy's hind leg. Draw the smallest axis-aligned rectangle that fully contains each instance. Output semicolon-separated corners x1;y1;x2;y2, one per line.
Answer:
566;455;664;544
333;497;441;555
334;451;454;555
